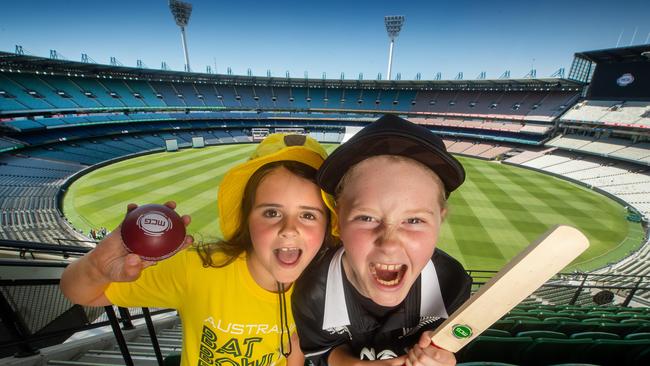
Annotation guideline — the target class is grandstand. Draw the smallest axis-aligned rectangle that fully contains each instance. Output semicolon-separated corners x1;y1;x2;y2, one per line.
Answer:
1;44;650;365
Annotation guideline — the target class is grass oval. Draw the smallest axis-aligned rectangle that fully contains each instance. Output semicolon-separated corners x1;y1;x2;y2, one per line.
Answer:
63;144;644;272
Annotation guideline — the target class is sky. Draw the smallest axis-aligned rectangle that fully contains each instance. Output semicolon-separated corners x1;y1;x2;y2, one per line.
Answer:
1;0;649;81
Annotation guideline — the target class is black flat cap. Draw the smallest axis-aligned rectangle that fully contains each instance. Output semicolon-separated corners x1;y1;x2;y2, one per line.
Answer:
317;114;465;196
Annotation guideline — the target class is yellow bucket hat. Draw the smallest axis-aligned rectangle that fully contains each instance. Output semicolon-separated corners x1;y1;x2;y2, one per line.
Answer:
218;133;332;241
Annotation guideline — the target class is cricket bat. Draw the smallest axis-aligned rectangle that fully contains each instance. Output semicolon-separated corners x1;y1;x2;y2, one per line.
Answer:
430;225;589;352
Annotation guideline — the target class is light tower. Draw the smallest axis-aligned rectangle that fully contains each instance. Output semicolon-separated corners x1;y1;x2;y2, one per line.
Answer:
384;15;405;81
169;0;193;72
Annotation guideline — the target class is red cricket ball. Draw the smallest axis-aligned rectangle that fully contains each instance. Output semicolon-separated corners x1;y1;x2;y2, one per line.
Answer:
120;204;187;261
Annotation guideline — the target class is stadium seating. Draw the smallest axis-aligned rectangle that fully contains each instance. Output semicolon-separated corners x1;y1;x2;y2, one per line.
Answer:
410;90;579;122
1;72;578;119
454;304;650;365
510;150;650;218
562;100;650;127
0;73;55;110
149;81;186;107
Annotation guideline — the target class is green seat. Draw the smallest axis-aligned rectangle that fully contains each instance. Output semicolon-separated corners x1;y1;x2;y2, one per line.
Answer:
520;338;593;366
490;319;516;332
621;319;650;325
544;316;579;323
507;309;533;317
557;313;590;320
603;313;639;322
598;323;644;337
624;332;650;340
511;320;559;334
457;336;533;364
516;330;567;339
483;328;512;337
528;310;558;319
555;321;599;335
617;310;643;315
582;317;617;323
617;309;648;315
583;338;650;365
570;313;598;321
514;304;539;311
505;315;538;321
557;305;584;311
557;310;585;315
590;306;622;313
618;312;647;320
586;311;611;316
569;331;620;340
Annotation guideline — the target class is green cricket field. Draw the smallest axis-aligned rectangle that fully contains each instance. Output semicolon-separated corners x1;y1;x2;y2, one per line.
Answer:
63;143;645;272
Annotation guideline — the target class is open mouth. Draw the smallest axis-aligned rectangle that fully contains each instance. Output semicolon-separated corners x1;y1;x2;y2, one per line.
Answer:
370;263;407;286
274;247;302;265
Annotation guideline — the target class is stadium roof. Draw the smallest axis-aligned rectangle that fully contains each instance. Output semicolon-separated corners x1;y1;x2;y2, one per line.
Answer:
574;44;650;64
0;51;583;91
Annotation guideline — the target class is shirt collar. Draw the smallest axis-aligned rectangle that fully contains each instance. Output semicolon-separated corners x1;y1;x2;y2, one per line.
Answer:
322;247;448;330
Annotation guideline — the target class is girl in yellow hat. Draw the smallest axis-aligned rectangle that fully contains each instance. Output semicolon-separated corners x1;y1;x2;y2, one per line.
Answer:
61;133;335;366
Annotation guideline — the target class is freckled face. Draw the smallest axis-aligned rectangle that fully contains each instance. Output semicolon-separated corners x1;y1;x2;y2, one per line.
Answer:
336;156;447;306
247;167;327;291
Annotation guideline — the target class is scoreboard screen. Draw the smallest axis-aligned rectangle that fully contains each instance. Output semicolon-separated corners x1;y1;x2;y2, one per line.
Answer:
588;61;650;101
589;61;650;101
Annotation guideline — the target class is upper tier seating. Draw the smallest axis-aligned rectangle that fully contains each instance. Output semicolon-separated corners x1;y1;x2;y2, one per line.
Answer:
411;90;579;121
0;73;578;122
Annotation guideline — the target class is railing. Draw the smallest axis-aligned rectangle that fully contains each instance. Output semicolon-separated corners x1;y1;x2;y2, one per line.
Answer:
0;239;92;259
468;270;650;307
0;240;173;365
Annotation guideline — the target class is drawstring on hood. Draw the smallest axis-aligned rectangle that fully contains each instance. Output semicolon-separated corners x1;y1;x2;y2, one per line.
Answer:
277;282;292;358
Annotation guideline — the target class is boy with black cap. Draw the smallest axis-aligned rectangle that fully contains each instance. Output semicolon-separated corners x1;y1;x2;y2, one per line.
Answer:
292;114;472;366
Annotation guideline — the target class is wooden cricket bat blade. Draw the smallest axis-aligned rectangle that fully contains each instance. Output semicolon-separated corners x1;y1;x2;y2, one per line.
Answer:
430;225;589;352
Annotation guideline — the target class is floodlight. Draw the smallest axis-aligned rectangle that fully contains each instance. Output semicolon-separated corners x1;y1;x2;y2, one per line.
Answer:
385;16;405;40
384;15;405;80
169;0;193;71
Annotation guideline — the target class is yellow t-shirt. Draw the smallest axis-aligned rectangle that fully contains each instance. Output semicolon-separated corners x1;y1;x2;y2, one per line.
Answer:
105;248;294;366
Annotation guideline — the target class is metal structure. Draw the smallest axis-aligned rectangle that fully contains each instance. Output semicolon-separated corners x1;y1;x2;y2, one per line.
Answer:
0;51;585;97
550;67;565;78
168;0;193;72
384;15;405;81
523;68;537;78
